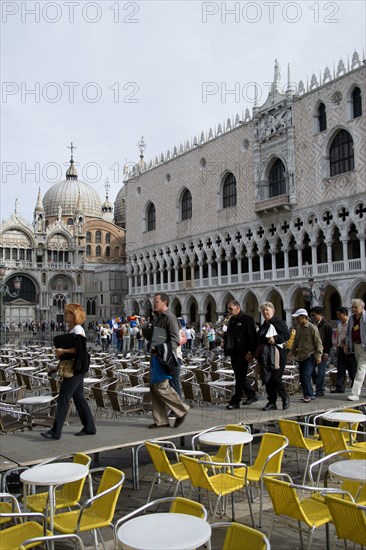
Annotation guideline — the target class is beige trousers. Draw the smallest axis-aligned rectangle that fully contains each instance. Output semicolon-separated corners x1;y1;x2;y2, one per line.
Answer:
150;379;189;425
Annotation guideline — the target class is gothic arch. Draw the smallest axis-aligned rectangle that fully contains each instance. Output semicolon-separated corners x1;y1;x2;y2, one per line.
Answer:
344;277;366;306
220;291;236;315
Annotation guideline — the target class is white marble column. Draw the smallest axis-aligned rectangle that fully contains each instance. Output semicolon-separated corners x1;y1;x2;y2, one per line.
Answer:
248;253;253;282
341;238;349;267
311;243;318;275
359;236;366;270
283;247;289;279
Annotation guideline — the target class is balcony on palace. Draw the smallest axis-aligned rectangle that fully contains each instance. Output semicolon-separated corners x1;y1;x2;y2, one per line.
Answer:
254;194;290;213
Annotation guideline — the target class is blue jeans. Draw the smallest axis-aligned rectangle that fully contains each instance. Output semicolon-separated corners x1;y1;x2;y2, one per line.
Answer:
299;356;316;399
313;358;327;395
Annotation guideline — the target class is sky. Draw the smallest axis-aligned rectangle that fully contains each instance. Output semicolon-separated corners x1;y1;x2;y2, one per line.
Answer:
1;0;365;222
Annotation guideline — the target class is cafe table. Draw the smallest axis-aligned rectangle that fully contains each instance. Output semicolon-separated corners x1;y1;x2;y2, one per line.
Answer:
328;459;366;483
116;512;212;550
21;463;89;532
17;395;56;427
13;366;37;372
207;380;234;387
122;386;150;394
328;459;366;501
321;411;366;427
198;430;253;467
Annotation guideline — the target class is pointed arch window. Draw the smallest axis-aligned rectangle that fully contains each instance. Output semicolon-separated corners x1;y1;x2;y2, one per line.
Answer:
147;203;156;231
329;130;354;176
181;189;192;220
96;246;101;257
67;218;73;225
95;231;102;244
106;246;110;257
86;232;91;243
86;245;91;257
223;173;237;208
106;233;111;244
318;102;327;131
352;87;362;118
269;159;286;197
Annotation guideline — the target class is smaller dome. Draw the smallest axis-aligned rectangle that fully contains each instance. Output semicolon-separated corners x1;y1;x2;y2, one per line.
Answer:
66;159;78;180
102;200;113;211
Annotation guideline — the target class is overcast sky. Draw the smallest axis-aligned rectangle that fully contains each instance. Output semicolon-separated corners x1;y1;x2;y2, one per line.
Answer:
1;0;365;222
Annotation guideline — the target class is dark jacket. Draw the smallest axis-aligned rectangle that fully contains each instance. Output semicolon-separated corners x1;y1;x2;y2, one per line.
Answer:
142;310;180;351
257;316;290;384
53;333;89;374
224;311;257;356
316;318;333;354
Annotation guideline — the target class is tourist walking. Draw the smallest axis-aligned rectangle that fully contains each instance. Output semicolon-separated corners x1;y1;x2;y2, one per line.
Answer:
224;300;258;409
142;293;189;428
310;306;333;396
332;306;356;393
256;302;290;411
291;308;323;403
41;303;96;440
345;299;366;401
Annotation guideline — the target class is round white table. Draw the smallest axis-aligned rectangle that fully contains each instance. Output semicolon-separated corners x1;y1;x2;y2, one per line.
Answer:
321;411;366;425
117;368;140;373
117;512;211;550
329;459;366;501
83;377;101;385
18;396;54;406
123;387;150;394
198;430;253;467
21;462;89;533
199;430;253;448
328;459;366;483
208;380;233;387
13;366;36;371
17;395;56;427
215;369;234;375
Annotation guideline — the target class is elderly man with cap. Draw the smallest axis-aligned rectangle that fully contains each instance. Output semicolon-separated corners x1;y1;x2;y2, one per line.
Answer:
345;298;366;401
290;308;323;403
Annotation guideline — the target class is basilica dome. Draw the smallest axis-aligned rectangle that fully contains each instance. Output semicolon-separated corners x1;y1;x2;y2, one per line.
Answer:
43;158;102;219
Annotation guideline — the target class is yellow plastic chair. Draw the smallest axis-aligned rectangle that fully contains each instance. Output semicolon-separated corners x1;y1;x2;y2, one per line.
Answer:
318;425;365;456
20;533;85;550
0;489;22;525
264;475;332;550
25;452;91;513
192;423;251;465
233;432;288;527
279;419;323;484
113;496;207;548
52;466;124;550
180;454;253;524
211;521;270;550
0;501;52;550
325;494;366;548
145;440;199;503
